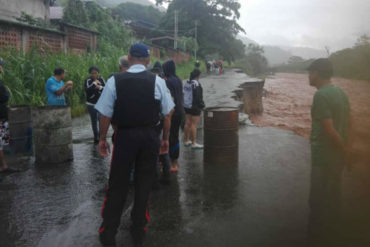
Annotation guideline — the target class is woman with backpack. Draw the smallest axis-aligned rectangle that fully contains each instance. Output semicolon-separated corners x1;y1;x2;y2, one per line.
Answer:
183;69;205;149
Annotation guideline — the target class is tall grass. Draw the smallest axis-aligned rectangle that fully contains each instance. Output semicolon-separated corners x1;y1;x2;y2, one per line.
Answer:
0;47;202;117
0;45;124;116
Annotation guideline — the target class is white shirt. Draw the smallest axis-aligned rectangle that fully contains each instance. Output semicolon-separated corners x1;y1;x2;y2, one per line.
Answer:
95;64;175;118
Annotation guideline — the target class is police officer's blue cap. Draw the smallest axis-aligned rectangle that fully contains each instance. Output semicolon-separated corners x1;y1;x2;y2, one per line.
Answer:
129;43;150;58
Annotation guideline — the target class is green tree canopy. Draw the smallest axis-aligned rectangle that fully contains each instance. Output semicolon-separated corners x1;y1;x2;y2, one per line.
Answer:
62;0;133;52
63;0;89;27
156;0;245;62
113;2;164;25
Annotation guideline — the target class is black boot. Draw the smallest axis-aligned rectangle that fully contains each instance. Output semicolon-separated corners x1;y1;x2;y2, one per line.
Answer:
130;227;145;247
99;224;116;247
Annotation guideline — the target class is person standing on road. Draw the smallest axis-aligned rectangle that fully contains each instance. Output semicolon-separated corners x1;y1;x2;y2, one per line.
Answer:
85;66;105;144
150;61;172;185
183;69;205;149
307;58;352;246
0;58;19;176
163;60;184;172
46;68;73;106
95;43;174;247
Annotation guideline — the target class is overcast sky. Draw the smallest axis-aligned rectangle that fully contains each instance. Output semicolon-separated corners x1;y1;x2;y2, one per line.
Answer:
238;0;370;51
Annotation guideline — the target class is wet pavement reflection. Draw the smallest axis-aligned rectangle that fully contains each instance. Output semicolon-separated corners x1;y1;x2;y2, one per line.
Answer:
0;70;369;247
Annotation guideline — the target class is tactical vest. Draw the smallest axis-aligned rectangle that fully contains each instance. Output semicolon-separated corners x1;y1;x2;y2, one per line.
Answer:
112;71;160;128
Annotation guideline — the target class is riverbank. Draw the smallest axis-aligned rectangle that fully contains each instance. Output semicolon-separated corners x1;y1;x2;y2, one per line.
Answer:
251;72;370;160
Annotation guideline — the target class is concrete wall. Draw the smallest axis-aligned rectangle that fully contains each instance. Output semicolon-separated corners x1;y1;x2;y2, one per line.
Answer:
0;0;50;22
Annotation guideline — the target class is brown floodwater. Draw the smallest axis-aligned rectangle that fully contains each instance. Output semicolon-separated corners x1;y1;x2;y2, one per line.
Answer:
252;73;370;162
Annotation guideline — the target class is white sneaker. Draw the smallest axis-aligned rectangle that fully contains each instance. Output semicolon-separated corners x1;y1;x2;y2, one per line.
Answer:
191;143;204;150
184;141;192;147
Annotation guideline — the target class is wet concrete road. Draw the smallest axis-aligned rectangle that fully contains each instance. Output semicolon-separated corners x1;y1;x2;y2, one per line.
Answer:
0;121;310;247
0;70;365;247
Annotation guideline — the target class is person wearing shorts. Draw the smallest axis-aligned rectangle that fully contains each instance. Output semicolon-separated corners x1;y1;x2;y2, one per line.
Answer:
183;69;205;149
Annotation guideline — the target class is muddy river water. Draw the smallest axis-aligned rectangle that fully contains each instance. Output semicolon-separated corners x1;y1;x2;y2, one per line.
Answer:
252;73;370;163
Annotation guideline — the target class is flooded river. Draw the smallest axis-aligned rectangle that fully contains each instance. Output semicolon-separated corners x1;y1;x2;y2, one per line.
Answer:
252;73;370;163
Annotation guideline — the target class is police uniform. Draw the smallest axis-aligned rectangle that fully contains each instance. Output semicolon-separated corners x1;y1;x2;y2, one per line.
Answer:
95;44;174;246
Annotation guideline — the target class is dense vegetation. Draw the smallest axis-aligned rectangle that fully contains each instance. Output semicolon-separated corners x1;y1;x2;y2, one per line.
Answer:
330;35;370;81
0;48;203;118
113;2;164;25
274;35;370;82
156;0;246;63
236;44;268;77
0;46;123;117
63;1;133;52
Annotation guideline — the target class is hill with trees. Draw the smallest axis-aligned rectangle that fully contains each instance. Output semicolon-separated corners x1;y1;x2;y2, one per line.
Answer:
273;35;370;82
113;2;164;24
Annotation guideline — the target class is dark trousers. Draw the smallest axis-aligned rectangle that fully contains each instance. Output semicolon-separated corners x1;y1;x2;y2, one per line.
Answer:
169;114;182;161
87;104;100;140
308;163;344;247
158;153;170;179
100;128;160;237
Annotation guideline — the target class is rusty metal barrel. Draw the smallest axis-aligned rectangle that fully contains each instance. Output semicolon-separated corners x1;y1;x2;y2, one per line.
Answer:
7;106;33;155
32;106;73;164
241;80;265;114
204;107;239;165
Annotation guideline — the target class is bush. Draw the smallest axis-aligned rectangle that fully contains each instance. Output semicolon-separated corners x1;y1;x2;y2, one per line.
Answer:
0;46;125;116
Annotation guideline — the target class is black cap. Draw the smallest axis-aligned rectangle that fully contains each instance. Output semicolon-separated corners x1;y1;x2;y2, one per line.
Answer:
0;58;6;66
129;42;150;58
307;58;333;79
151;61;162;72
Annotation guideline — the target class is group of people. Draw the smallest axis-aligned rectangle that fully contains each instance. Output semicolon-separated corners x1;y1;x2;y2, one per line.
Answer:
91;43;206;247
206;60;224;74
0;42;352;247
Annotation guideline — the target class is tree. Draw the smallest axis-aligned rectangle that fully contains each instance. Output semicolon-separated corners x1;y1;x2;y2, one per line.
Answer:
85;2;132;50
238;44;268;76
63;0;132;52
355;34;370;47
63;0;89;27
113;2;164;25
288;56;305;64
156;0;245;62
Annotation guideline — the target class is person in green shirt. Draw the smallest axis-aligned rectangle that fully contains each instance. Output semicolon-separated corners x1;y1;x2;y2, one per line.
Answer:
307;58;351;246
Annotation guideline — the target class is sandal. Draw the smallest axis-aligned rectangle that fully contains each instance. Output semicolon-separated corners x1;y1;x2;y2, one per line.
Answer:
170;167;179;173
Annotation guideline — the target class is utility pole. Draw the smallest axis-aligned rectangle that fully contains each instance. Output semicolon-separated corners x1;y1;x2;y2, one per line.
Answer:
194;20;198;60
174;10;178;50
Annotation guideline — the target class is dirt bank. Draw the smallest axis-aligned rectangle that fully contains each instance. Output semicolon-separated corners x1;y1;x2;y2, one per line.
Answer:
251;73;370;161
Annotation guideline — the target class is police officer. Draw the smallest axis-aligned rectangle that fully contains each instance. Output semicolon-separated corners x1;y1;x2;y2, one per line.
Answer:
95;43;174;247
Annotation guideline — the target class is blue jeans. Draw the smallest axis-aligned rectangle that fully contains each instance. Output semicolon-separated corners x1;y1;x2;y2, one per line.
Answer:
87;104;100;140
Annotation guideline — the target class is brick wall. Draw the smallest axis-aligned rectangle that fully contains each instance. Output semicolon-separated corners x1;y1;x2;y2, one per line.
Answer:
63;25;98;53
165;49;191;64
147;44;191;64
27;31;63;52
150;46;161;59
0;27;21;50
0;21;98;54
